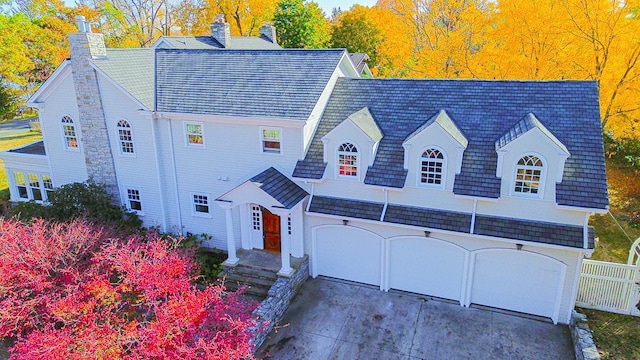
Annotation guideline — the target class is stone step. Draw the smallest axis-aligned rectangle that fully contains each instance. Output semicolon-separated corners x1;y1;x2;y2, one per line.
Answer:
222;277;270;298
223;272;276;287
224;266;278;282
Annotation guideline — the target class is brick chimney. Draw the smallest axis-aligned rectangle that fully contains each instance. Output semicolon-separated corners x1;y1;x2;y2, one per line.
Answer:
211;15;231;48
68;16;120;199
260;23;277;44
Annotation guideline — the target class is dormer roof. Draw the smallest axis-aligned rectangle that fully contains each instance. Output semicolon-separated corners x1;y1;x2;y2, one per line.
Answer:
403;109;468;148
345;107;383;142
496;113;569;155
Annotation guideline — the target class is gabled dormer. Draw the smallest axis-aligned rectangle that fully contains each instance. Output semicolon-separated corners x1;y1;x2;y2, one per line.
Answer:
402;110;467;190
321;107;383;181
495;113;570;200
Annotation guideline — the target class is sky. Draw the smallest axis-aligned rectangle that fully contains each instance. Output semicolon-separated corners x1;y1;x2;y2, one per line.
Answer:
315;0;378;15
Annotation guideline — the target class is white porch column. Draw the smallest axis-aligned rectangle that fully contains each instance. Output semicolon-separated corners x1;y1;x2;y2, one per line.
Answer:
273;208;293;277
219;202;239;266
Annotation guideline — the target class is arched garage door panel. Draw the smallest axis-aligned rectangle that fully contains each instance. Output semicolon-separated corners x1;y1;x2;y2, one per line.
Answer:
389;237;467;301
470;250;564;320
314;226;382;286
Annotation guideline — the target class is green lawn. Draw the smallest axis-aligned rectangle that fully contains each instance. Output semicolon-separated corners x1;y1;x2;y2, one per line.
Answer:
583;159;640;359
0;131;43;200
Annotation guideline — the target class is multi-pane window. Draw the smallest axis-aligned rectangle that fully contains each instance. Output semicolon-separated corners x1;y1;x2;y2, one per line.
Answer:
514;155;543;195
28;174;42;201
185;122;204;146
117;120;135;154
338;143;358;177
193;194;210;215
61;116;78;149
261;128;281;154
127;189;142;212
42;175;54;199
14;172;28;199
420;148;444;186
287;216;292;235
13;172;52;202
252;205;262;230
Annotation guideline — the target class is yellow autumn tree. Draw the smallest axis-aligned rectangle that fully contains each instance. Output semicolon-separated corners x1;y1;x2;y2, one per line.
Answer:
174;0;279;36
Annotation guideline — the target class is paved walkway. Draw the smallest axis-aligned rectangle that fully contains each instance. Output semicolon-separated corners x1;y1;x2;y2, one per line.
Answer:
257;277;574;360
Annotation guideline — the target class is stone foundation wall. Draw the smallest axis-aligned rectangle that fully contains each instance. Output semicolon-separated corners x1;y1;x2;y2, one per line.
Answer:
250;255;309;349
570;310;600;360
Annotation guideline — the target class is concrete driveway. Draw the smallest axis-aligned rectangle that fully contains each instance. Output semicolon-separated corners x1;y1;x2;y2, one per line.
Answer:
257;277;574;360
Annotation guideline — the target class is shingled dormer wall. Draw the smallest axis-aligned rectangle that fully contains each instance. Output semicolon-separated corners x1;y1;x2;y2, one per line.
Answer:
68;17;120;198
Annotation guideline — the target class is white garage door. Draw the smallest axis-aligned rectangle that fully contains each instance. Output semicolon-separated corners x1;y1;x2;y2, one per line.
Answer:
314;226;382;286
470;250;565;321
388;237;467;301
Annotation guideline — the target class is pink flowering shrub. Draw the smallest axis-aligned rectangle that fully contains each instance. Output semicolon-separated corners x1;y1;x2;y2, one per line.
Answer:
0;219;256;359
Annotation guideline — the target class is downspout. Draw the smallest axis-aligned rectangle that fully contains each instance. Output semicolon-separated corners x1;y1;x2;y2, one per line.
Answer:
380;189;389;222
470;199;478;234
167;117;183;234
583;212;590;249
150;113;167;232
306;182;315;212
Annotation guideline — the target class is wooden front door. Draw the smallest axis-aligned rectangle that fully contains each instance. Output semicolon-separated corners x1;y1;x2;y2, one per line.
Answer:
262;208;281;252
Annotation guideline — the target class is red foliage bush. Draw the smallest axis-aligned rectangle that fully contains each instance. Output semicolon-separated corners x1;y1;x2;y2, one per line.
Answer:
0;219;257;359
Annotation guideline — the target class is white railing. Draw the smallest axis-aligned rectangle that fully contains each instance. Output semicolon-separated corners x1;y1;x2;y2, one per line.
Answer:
577;259;640;316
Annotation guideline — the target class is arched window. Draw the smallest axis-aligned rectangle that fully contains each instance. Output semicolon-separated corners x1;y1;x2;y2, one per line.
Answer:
338;142;358;177
420;148;445;186
117;119;134;154
514;155;543;195
61;115;78;149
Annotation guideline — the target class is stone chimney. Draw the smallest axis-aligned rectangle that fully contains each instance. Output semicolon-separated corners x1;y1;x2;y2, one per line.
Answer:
68;16;120;199
211;15;231;48
260;23;277;44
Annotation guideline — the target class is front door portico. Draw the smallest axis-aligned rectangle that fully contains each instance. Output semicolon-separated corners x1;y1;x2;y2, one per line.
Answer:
262;207;281;252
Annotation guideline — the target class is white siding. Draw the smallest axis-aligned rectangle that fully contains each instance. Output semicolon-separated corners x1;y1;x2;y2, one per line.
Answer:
97;75;165;229
38;74;87;186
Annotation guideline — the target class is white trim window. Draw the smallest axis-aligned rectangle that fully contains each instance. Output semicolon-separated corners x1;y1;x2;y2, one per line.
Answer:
42;175;54;200
514;155;544;196
252;205;262;230
117;120;135;155
261;127;282;154
185;122;204;147
14;172;28;199
126;188;142;213
338;142;358;178
61;115;79;149
28;173;43;201
192;193;211;216
420;148;445;187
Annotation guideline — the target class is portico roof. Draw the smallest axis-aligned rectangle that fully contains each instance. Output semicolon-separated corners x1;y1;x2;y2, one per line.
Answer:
216;167;308;209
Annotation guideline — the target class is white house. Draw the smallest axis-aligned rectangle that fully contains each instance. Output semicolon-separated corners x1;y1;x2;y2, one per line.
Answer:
0;18;609;325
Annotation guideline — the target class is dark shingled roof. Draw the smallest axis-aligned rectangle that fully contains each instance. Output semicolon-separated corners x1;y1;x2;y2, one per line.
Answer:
249;167;308;209
156;35;281;50
308;195;592;249
473;215;590;249
9;141;46;155
383;204;471;233
155;49;346;120
294;79;608;209
308;196;383;221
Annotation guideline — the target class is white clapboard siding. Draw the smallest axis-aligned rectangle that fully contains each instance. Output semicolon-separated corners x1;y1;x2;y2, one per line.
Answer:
577;259;640;316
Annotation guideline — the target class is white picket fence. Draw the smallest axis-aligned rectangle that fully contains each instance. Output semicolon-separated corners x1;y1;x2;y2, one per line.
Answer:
576;259;640;316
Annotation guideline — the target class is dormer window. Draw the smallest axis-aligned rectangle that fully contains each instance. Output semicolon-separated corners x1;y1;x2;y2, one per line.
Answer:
514;155;543;196
338;142;358;177
420;148;445;187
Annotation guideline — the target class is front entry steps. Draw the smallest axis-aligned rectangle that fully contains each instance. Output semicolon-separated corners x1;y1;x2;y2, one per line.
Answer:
218;264;278;299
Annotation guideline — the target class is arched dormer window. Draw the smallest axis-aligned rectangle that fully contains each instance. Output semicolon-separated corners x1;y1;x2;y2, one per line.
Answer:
61;115;78;149
420;148;445;187
117;119;135;155
338;142;358;178
514;155;543;196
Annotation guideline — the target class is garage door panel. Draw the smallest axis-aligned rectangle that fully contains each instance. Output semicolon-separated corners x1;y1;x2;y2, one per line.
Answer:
314;226;381;286
389;237;467;301
471;250;564;320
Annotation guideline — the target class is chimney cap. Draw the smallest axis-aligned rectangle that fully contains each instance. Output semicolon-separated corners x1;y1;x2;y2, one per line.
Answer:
215;14;226;23
76;15;91;33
